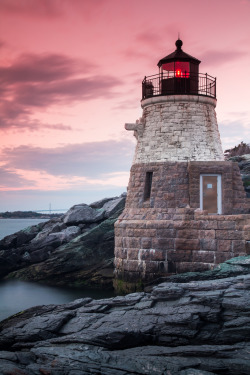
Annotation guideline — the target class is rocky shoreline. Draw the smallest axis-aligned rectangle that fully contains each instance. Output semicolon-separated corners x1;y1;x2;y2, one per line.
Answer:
0;255;250;374
229;154;250;197
0;194;126;289
0;156;250;374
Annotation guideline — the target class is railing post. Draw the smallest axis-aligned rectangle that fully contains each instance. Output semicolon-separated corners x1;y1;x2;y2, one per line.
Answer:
206;73;207;96
142;76;146;99
174;69;175;94
159;71;162;96
215;77;216;98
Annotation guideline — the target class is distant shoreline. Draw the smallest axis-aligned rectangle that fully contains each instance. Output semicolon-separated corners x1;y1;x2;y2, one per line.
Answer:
0;217;58;219
0;212;63;219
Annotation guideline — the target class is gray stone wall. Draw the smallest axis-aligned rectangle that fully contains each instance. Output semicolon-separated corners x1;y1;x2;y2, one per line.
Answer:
127;95;224;163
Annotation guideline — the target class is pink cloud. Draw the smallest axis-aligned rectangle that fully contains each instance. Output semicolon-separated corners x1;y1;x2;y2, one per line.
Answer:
0;166;36;188
200;49;248;68
2;140;134;178
0;0;62;17
135;31;162;47
15;75;122;107
0;53;123;130
0;54;82;84
0;0;107;20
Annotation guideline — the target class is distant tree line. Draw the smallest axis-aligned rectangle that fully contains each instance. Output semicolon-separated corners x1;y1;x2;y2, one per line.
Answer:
0;211;62;219
224;141;250;159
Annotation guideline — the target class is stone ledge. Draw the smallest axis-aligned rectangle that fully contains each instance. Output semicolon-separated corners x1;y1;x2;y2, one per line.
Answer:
141;94;217;108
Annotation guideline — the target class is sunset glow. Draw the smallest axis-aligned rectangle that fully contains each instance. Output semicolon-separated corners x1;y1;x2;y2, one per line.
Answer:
0;0;249;211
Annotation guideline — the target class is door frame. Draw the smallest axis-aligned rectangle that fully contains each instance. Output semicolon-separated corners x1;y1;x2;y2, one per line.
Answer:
200;174;222;214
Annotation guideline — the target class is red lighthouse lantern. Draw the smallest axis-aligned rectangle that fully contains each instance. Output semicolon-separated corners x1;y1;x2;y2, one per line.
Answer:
142;39;216;100
157;39;200;95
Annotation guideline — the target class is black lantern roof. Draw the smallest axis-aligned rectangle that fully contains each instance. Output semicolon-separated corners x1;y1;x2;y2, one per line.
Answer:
157;39;200;67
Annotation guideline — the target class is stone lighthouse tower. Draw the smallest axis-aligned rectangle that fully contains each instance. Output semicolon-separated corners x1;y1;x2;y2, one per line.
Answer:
114;39;250;291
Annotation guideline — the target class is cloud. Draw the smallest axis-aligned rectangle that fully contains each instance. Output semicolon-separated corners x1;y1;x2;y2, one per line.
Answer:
0;100;72;131
2;139;135;179
15;75;121;107
0;0;107;19
0;53;122;130
0;0;63;17
0;139;134;197
0;166;36;188
122;26;181;71
122;47;151;61
200;49;248;68
112;98;140;111
135;31;162;48
122;30;162;62
0;54;83;84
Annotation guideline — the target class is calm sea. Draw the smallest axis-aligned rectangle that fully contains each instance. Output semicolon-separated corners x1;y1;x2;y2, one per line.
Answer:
0;218;49;240
0;218;115;322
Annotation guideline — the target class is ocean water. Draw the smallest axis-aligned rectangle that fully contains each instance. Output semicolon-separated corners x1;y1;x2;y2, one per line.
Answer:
0;218;49;240
0;218;115;322
0;280;115;322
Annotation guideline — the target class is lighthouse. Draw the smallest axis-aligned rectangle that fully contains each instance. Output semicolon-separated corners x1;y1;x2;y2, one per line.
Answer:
114;39;250;292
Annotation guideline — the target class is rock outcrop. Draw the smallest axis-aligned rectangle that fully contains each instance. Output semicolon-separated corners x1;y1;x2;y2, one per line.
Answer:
0;194;126;288
229;154;250;197
0;256;249;374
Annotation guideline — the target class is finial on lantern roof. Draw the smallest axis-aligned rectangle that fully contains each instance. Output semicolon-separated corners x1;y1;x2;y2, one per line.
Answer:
175;38;183;50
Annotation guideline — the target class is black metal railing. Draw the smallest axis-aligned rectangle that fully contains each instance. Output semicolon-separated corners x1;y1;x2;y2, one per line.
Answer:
142;72;216;100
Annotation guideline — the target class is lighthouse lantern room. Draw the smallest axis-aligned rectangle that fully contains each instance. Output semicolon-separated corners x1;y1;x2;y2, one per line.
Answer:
143;39;215;99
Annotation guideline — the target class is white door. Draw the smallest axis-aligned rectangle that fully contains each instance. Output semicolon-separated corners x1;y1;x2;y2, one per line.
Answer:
200;174;222;214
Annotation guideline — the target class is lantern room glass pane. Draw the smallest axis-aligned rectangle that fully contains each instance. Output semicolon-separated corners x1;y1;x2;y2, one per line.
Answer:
162;62;175;71
162;61;190;77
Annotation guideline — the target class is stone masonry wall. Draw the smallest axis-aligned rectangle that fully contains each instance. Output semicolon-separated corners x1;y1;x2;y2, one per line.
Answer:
125;161;249;214
125;161;189;209
114;160;250;288
114;209;250;285
188;161;250;214
129;95;224;163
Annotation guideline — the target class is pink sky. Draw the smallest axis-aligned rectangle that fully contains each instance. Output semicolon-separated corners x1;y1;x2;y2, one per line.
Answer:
0;0;249;211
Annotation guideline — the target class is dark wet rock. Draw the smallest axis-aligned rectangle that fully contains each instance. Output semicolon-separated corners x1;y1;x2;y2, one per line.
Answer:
0;221;47;250
7;216;118;288
0;257;250;374
30;219;66;243
229;154;250;196
0;194;126;288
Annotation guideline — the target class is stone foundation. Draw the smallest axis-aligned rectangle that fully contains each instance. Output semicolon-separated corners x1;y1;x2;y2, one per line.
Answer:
114;209;250;290
114;160;250;291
